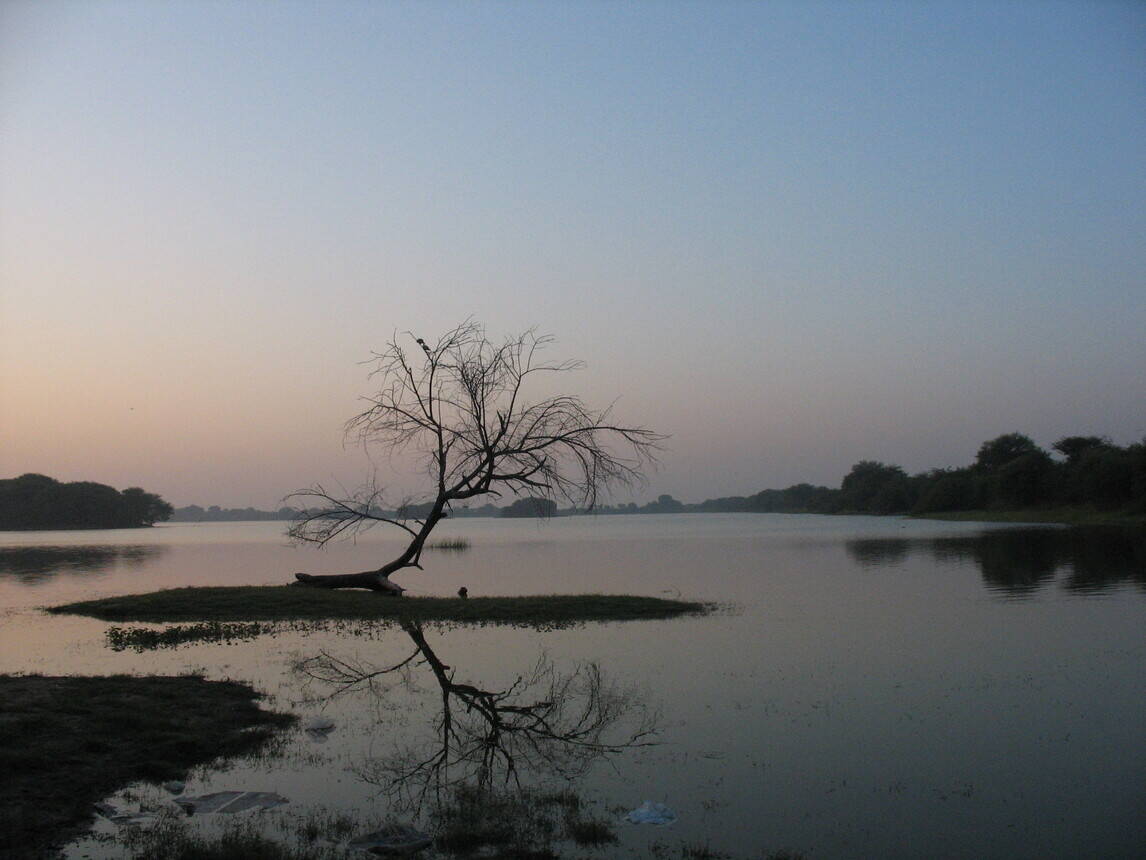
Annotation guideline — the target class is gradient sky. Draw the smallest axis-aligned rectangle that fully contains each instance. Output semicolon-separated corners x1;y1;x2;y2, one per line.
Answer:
2;1;1144;509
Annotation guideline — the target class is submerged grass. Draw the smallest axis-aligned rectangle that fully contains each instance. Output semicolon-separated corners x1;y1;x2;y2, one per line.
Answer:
117;783;632;860
0;674;294;858
106;621;278;651
123;813;340;860
435;783;615;858
50;587;709;626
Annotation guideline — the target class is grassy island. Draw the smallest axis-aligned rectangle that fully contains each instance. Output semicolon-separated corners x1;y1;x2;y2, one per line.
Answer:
49;586;710;626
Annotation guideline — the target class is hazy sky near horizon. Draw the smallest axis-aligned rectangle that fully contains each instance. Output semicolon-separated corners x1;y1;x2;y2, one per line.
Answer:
2;1;1144;509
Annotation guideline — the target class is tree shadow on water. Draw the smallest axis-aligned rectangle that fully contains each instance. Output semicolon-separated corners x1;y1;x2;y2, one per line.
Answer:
0;544;166;583
845;527;1145;598
294;620;658;813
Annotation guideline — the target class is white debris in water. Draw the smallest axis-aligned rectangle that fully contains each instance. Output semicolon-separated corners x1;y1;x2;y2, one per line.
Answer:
624;800;677;825
174;790;289;815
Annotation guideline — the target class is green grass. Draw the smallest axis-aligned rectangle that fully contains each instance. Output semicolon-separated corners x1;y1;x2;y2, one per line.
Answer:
0;674;294;858
49;587;710;626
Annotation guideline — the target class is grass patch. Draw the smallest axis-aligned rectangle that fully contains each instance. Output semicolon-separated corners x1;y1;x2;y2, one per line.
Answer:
123;813;331;860
0;674;294;858
50;587;710;626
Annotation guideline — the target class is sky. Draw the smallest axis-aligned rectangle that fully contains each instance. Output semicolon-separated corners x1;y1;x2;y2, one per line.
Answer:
2;0;1144;509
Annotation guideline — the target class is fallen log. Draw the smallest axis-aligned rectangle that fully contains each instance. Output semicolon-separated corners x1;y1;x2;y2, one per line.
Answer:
294;570;405;595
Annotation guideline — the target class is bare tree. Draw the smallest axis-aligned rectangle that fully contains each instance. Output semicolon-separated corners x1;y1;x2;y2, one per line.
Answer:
288;321;663;592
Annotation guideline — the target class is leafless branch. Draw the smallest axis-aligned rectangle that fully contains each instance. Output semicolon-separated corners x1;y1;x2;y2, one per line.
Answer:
287;321;665;588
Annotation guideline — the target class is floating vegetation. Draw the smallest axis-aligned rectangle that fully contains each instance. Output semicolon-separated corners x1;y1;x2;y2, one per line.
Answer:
120;808;350;860
106;621;278;651
115;784;619;858
435;783;616;856
424;537;471;551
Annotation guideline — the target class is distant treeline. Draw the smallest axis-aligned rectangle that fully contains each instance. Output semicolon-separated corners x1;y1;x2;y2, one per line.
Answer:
173;432;1146;524
828;433;1146;516
170;505;300;522
595;433;1144;518
0;474;174;530
170;502;515;521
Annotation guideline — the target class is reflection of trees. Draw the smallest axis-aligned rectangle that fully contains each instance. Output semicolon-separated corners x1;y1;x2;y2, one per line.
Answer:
295;620;657;808
1060;528;1146;594
0;545;165;582
931;531;1060;597
845;539;910;568
843;528;1145;597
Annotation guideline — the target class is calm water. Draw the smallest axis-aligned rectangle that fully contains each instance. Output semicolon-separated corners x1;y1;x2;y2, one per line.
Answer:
1;515;1144;859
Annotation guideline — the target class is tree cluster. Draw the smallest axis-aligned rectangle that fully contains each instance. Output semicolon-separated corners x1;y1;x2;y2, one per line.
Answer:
744;433;1146;517
500;497;558;518
169;504;299;522
0;474;174;530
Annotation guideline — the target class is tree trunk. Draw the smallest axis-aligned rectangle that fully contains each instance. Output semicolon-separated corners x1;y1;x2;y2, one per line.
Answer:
294;569;405;595
292;501;444;595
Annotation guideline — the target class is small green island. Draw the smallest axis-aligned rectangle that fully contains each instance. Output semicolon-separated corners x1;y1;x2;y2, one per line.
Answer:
50;587;710;626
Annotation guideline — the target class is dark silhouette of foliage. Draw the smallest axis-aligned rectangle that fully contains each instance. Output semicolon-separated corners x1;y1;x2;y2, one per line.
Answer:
912;468;987;513
1075;446;1137;509
644;493;684;513
501;497;558;518
840;461;909;513
169;504;300;522
0;474;173;530
994;450;1054;508
1052;435;1113;465
974;433;1042;471
746;482;838;513
724;432;1146;518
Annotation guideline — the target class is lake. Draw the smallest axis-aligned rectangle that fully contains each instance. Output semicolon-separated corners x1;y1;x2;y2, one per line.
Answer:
1;514;1144;859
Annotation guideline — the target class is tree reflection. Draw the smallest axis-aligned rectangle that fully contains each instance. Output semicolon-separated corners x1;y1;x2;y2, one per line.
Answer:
845;527;1145;597
1059;527;1146;594
845;538;910;568
295;620;657;808
932;531;1058;596
0;544;165;583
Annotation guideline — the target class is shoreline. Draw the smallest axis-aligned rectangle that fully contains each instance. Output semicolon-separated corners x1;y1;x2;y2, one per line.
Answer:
911;508;1146;528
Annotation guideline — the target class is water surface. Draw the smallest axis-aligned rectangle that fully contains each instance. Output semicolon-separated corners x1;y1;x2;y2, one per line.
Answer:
2;515;1143;858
